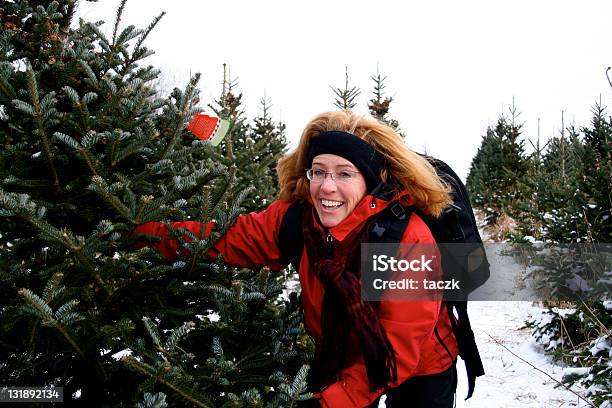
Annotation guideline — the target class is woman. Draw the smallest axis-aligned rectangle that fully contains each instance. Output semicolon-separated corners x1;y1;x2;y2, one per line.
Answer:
135;110;459;407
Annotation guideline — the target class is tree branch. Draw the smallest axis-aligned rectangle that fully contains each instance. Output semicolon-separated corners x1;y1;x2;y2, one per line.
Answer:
484;331;595;407
27;67;61;192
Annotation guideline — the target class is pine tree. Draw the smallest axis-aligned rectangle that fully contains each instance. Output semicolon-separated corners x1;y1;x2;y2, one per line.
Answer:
330;66;360;110
536;124;585;242
512;116;580;241
466;127;495;208
248;96;287;209
532;104;611;243
208;66;287;212
0;1;311;406
466;105;528;226
576;103;612;243
368;68;400;132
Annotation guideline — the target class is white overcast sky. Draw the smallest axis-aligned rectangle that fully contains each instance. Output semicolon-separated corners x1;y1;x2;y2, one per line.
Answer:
76;0;612;180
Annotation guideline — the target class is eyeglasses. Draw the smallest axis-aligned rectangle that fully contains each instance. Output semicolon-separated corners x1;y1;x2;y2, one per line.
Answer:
305;168;361;184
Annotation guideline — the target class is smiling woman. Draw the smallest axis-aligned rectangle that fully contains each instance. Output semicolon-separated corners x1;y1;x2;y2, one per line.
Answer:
308;154;367;227
135;110;460;407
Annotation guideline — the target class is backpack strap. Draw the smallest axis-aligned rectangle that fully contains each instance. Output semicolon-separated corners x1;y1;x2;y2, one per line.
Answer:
446;301;485;400
278;200;306;270
370;201;411;244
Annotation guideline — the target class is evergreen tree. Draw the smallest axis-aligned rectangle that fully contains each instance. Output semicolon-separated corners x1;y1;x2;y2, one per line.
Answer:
466;105;528;225
536;125;586;242
528;104;611;243
466;127;497;208
510;119;547;239
368;68;400;132
0;1;310;406
330;66;360;110
208;66;286;212
576;103;612;243
512;115;580;241
248;96;287;208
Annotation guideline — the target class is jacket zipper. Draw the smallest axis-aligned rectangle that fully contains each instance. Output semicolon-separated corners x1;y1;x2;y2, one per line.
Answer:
324;229;334;258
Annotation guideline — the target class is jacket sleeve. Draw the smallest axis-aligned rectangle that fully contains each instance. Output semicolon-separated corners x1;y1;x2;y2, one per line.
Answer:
319;213;447;407
208;200;291;271
132;200;292;271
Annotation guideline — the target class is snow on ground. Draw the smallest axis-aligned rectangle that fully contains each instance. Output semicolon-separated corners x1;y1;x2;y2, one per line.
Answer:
451;218;593;407
455;301;591;408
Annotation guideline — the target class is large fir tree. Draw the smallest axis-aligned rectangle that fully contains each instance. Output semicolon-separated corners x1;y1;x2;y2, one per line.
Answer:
0;1;311;406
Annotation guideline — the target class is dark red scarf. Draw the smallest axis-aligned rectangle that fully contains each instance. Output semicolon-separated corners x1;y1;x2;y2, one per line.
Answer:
303;204;397;392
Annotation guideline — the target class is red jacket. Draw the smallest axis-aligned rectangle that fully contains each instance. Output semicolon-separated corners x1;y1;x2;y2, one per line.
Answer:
134;192;459;407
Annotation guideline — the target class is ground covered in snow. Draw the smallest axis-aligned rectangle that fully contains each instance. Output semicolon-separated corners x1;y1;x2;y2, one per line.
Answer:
379;222;599;407
455;301;592;407
455;230;595;407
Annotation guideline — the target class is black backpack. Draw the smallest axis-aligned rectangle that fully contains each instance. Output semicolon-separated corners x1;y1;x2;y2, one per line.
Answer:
277;156;488;400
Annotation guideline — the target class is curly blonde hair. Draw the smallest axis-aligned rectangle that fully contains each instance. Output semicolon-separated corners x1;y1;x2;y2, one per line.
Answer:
277;110;451;217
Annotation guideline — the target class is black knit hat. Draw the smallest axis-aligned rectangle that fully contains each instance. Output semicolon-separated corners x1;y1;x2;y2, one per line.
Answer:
306;131;383;192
